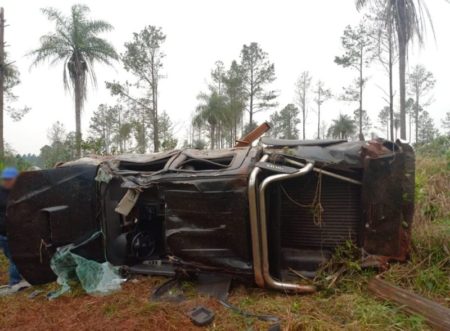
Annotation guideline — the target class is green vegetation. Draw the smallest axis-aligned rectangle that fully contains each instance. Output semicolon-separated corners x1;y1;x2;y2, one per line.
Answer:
327;114;357;139
0;147;37;171
269;104;300;139
106;25;167;153
0;49;30;159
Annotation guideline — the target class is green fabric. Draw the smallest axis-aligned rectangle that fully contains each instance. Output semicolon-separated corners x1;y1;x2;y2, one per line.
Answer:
49;232;124;299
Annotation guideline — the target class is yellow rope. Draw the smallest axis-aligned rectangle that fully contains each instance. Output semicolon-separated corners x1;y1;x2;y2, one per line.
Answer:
280;171;324;227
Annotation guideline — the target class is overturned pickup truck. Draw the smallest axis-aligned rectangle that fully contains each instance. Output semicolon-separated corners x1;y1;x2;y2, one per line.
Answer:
6;136;415;293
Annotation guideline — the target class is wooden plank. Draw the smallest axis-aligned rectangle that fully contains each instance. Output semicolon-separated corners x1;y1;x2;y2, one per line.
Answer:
235;122;270;147
368;277;450;331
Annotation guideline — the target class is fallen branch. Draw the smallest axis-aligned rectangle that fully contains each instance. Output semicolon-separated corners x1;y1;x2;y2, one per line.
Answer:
368;276;450;331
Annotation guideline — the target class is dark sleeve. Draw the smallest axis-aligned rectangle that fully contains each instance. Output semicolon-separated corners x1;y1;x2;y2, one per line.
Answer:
0;190;8;235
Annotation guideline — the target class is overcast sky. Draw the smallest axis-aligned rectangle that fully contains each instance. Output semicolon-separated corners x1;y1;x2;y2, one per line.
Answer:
2;0;450;154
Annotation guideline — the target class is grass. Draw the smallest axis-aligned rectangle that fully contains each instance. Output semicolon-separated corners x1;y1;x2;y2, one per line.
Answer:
0;154;448;330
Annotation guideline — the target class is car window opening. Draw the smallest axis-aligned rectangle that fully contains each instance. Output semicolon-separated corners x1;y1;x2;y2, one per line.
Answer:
178;155;234;171
118;157;172;172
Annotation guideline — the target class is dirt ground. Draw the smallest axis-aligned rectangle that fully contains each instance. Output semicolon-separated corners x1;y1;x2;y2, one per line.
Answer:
0;269;440;331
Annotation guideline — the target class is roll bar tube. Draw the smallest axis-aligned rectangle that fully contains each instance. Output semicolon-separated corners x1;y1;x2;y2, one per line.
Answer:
248;154;268;288
258;162;316;293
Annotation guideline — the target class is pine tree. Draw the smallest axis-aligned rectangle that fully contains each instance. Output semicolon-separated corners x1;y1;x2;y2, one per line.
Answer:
270;104;300;139
335;23;375;140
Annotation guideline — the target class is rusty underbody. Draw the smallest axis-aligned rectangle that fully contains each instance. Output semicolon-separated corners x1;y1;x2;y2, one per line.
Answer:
6;137;415;293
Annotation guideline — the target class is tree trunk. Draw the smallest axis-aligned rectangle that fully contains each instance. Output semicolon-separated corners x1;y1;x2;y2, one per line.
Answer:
117;108;125;154
388;21;394;142
249;68;254;128
399;44;407;140
317;88;321;139
217;122;221;149
141;112;146;153
358;47;364;141
230;127;233;148
287;113;291;139
152;70;159;152
397;1;407;140
74;75;82;158
240;112;244;137
153;109;158;152
415;93;419;144
106;126;111;154
302;92;306;140
210;125;215;149
0;8;4;160
118;108;123;153
409;112;412;143
249;96;253;129
233;110;237;145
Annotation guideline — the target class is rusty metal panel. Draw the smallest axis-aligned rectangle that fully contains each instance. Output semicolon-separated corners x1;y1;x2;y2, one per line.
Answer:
362;153;405;257
362;142;415;260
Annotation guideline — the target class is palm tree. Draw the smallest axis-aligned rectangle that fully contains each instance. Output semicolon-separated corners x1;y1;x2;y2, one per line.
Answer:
356;0;435;140
193;91;227;149
30;5;117;157
328;114;357;139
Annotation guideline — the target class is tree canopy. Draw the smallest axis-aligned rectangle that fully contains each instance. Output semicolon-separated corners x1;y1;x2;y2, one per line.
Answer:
30;4;117;157
328;114;357;139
